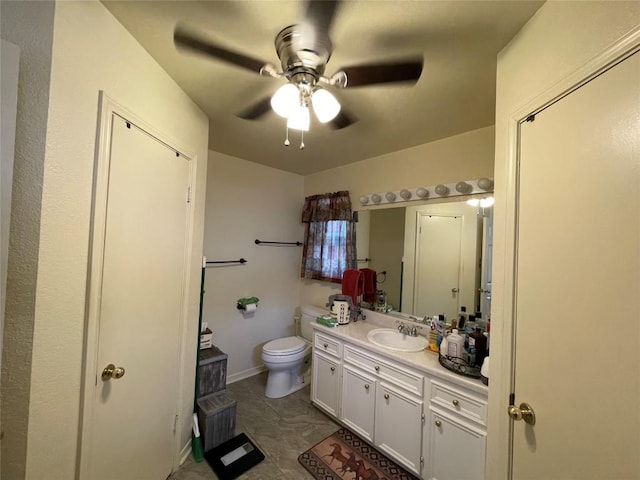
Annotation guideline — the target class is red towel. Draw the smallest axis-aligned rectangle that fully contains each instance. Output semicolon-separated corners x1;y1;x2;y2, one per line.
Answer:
360;268;377;304
341;269;363;305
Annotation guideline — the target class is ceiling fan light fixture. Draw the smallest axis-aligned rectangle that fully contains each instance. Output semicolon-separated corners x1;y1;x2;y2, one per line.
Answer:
271;83;299;118
287;104;310;131
312;88;341;123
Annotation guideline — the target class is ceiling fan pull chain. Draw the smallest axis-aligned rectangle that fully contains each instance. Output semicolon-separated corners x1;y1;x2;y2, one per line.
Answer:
300;130;305;150
284;126;290;147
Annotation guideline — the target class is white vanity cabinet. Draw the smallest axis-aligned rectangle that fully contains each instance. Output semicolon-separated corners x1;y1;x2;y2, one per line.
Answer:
342;343;424;475
423;380;487;480
311;326;487;480
311;332;342;417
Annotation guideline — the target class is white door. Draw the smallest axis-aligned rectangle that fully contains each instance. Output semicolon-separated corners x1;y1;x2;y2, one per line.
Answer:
511;52;640;478
86;114;191;479
341;365;376;442
427;409;485;480
415;214;462;319
311;352;341;417
375;382;423;475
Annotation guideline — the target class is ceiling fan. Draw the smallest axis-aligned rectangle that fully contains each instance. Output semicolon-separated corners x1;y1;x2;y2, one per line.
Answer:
173;0;423;144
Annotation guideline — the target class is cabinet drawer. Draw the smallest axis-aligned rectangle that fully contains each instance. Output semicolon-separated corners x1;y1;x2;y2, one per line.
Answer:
430;380;487;426
314;332;342;358
344;345;423;397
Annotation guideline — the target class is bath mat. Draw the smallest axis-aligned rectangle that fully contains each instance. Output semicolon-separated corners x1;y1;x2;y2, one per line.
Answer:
298;427;419;480
203;432;265;480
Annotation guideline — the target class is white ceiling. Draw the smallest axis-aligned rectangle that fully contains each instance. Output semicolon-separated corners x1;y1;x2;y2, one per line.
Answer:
102;0;543;175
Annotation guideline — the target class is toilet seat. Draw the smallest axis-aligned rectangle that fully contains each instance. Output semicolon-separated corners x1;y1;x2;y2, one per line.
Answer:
263;336;306;355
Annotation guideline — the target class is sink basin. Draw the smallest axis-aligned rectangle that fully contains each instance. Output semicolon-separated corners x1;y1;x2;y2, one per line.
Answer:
366;328;428;352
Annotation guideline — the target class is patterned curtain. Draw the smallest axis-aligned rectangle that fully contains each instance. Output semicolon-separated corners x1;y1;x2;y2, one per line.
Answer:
300;191;356;283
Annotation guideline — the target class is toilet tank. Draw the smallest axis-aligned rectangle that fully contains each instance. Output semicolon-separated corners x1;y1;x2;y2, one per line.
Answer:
299;305;328;341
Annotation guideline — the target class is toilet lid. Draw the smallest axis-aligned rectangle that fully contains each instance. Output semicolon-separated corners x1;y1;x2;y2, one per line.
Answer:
263;336;306;355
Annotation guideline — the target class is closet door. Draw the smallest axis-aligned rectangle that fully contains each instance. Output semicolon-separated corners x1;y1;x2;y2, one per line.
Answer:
85;113;191;480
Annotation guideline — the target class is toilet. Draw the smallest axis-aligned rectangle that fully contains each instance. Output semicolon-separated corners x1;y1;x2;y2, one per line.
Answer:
261;305;326;398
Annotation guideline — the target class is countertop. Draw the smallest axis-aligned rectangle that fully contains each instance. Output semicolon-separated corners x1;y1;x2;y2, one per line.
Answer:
310;315;488;396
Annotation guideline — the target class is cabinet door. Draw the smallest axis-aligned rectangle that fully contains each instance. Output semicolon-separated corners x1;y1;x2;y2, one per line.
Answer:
375;382;423;475
341;364;376;442
311;352;340;417
426;408;486;480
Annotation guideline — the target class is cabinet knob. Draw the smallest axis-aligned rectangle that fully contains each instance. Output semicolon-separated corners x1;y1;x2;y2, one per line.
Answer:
330;366;335;372
435;420;442;427
375;366;380;372
323;343;328;349
364;384;370;390
384;393;390;400
452;399;460;407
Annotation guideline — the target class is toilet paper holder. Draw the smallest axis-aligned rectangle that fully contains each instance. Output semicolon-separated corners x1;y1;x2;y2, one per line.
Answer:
237;297;259;311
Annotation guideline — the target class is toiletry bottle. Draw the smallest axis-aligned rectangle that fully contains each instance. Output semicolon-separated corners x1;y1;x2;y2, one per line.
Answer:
440;332;449;357
447;329;464;360
458;306;467;329
469;328;488;366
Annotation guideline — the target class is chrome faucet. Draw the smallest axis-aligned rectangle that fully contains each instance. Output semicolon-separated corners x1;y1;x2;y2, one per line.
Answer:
397;322;418;337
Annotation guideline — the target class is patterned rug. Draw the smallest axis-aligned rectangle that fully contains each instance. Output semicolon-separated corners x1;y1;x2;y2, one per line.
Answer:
298;427;419;480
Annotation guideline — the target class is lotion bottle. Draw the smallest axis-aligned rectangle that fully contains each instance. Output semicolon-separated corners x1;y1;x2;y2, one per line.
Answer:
447;329;465;360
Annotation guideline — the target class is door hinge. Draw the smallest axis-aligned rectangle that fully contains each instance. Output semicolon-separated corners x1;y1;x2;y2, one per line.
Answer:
173;415;178;434
420;456;424;464
186;186;192;203
421;412;426;423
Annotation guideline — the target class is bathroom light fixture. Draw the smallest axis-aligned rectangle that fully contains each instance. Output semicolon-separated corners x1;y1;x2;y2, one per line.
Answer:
271;83;341;149
467;196;494;208
358;178;494;207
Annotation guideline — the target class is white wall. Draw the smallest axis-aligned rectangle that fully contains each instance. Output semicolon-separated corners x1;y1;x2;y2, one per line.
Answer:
0;3;55;478
203;152;304;381
301;125;495;308
0;39;20;377
1;1;209;478
487;1;640;477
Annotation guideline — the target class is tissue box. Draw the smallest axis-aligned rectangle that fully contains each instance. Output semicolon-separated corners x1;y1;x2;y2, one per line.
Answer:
200;328;213;349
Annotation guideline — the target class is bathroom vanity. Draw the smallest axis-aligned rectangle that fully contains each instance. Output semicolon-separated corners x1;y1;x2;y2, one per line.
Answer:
310;315;487;480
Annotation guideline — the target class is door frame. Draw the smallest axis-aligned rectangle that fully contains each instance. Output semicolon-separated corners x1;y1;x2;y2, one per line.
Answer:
488;26;640;478
78;92;197;478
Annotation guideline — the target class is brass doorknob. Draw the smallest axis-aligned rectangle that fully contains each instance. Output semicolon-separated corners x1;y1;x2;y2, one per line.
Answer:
508;402;536;425
101;363;126;381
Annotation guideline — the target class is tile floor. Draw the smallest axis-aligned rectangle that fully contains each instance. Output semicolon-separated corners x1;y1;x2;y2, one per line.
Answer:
169;372;339;479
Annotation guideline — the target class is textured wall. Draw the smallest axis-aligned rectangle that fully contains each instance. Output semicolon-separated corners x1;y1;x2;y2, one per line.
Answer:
0;2;55;479
487;1;640;477
2;1;209;478
203;152;304;381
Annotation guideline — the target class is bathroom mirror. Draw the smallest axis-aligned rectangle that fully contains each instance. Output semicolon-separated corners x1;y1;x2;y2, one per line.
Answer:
355;197;493;322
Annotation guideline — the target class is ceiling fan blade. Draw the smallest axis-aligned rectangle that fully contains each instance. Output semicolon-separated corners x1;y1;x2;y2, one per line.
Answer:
174;27;267;74
337;59;423;87
303;0;340;37
238;97;272;120
329;109;356;130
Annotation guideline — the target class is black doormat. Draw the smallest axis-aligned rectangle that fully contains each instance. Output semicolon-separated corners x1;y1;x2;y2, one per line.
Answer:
204;432;265;480
298;427;419;480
